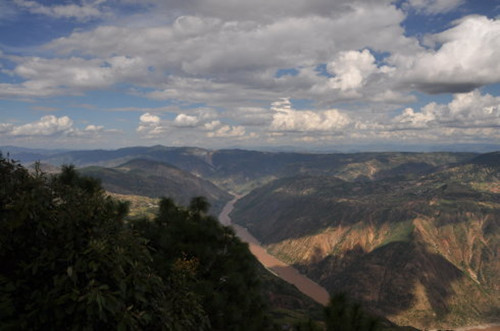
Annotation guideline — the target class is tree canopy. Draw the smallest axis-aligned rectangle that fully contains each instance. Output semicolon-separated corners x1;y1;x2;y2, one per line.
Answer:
0;156;269;330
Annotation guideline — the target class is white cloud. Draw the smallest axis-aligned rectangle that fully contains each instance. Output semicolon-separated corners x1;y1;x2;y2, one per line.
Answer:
174;114;199;127
207;124;246;138
395;16;500;93
406;0;464;14
42;2;417;106
0;55;148;98
2;0;500;149
392;107;436;129
203;120;222;131
392;90;500;129
10;115;74;136
327;50;381;91
84;124;104;132
305;49;399;101
0;123;14;134
14;0;105;21
0;115;112;138
270;98;351;132
139;112;160;124
137;112;163;136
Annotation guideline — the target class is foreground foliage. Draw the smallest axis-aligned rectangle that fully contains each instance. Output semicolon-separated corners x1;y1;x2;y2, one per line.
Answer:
0;156;269;330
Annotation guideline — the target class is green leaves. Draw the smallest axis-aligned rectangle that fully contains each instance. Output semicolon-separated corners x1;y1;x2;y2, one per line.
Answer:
0;157;170;330
0;157;276;330
133;196;272;330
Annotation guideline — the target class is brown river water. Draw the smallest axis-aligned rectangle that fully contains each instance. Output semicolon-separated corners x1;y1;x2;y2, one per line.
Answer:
218;196;330;305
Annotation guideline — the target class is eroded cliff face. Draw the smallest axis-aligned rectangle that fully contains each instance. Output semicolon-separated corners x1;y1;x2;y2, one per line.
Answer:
265;212;499;329
231;161;500;329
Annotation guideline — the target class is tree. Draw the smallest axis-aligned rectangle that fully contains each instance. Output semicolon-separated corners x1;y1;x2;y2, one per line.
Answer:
324;293;381;331
133;196;272;330
0;157;199;330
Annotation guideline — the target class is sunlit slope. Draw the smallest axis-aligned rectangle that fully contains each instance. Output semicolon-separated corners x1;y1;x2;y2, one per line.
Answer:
231;158;500;329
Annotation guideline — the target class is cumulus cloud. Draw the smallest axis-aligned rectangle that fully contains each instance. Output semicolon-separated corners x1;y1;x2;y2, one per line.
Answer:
136;109;245;139
327;50;380;91
10;115;74;136
392;90;500;129
0;115;111;138
203;120;222;131
137;112;164;136
174;114;199;127
42;1;417;106
83;124;104;132
392;107;436;129
306;49;399;101
2;0;500;149
139;112;160;124
395;16;500;93
270;98;351;132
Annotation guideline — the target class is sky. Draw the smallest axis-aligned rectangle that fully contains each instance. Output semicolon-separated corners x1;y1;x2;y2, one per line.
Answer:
0;0;499;152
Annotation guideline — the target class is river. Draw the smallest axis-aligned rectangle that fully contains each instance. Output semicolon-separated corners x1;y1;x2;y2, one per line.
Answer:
218;196;330;306
219;197;500;330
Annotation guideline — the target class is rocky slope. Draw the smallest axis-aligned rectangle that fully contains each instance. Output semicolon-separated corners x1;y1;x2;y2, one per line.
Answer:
231;159;500;329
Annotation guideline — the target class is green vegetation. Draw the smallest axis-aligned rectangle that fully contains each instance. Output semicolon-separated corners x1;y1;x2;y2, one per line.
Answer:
324;293;381;331
1;159;176;330
378;220;415;248
0;157;268;330
131;196;272;330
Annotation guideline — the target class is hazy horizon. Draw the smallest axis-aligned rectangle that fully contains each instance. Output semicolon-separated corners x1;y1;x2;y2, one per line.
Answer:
2;143;499;155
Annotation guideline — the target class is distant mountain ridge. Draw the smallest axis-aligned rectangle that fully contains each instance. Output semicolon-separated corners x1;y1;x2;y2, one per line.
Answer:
2;145;477;192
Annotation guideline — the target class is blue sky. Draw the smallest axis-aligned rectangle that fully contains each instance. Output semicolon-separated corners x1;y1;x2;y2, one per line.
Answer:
1;0;499;151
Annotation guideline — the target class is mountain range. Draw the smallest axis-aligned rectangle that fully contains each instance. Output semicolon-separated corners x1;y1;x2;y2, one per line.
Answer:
1;145;498;329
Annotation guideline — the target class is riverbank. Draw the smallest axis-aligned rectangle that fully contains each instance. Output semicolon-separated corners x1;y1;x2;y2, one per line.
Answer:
218;196;330;306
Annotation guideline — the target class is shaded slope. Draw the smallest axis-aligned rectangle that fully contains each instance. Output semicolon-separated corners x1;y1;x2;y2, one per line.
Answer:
80;158;231;215
231;162;500;329
43;145;216;176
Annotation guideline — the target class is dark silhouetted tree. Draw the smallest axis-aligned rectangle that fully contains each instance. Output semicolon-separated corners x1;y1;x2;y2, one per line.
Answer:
0;156;205;330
